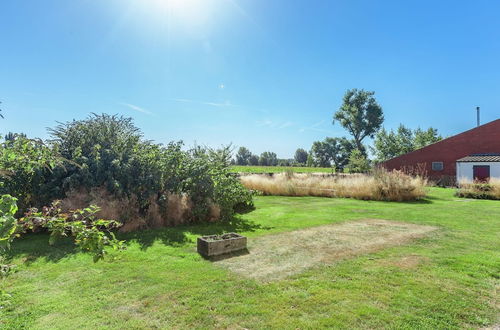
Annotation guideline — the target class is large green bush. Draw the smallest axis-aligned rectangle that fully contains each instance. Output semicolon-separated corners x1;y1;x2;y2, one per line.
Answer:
0;114;252;225
0;135;63;211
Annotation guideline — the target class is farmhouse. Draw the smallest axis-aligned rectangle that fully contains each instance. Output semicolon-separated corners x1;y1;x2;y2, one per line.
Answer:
382;119;500;183
456;154;500;182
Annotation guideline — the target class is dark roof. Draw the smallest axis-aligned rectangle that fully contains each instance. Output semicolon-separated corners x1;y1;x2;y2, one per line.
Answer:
457;154;500;162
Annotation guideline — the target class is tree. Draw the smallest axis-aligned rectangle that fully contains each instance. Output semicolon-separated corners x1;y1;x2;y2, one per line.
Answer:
414;127;442;149
373;124;443;162
306;153;314;167
346;149;371;173
259;151;278;166
235;147;252;165
333;89;384;154
311;141;330;167
278;159;293;166
310;137;354;171
248;154;259;166
294;148;308;165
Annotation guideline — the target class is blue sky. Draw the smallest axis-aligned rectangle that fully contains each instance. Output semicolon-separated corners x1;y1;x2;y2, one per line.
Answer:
1;0;499;158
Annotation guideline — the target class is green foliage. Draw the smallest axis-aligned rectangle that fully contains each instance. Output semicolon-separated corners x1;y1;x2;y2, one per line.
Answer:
248;154;259;166
235;147;252;165
294;148;308;165
47;113;145;197
333;89;384;153
306;153;314;167
346;149;371;173
0;195;19;252
373;124;443;162
0;135;63;211
0;113;254;224
183;145;253;220
22;202;124;262
259;151;278;166
310;137;354;171
414;127;443;149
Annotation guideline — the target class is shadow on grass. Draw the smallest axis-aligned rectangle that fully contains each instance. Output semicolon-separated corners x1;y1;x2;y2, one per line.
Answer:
119;215;272;251
5;233;78;264
6;213;271;262
398;198;434;205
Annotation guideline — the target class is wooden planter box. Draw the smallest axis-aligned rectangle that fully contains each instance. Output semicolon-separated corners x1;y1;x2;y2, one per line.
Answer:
197;233;247;257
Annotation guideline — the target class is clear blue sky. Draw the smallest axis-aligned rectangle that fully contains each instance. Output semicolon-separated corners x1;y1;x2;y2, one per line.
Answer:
1;0;499;158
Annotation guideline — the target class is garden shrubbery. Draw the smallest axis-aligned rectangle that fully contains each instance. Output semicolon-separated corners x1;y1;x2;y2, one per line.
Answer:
0;114;253;229
456;179;500;200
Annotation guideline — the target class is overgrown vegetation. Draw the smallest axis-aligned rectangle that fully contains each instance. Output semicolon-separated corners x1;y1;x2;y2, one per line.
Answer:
1;195;123;263
0;135;63;211
456;179;500;200
240;169;427;201
0;114;253;228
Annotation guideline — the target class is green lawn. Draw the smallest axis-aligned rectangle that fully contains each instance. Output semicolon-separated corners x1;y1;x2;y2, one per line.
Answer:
1;188;499;329
231;165;334;173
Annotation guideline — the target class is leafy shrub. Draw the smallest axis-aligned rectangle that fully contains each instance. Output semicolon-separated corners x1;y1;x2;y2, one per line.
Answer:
22;202;125;262
1;114;253;228
0;136;63;211
0;195;18;252
0;195;124;262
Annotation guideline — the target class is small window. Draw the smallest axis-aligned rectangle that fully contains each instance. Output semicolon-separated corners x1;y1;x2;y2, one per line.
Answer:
432;162;443;171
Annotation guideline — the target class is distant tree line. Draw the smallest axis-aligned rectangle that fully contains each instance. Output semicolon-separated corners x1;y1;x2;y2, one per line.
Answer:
234;88;442;173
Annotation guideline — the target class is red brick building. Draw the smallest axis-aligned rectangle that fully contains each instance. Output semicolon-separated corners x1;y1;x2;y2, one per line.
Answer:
381;119;500;182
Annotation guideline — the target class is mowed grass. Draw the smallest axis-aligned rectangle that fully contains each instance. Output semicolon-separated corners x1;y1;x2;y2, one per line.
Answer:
231;165;334;173
1;188;499;329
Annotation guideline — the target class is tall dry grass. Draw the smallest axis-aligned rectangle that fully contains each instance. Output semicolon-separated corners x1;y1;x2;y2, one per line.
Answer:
240;169;427;201
456;178;500;200
61;188;219;232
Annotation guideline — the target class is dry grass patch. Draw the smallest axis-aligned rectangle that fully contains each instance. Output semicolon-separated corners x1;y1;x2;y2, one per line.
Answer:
456;178;500;200
216;219;437;281
377;255;429;269
240;169;427;201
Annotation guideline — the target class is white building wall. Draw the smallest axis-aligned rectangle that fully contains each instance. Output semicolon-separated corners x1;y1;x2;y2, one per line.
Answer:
456;162;500;182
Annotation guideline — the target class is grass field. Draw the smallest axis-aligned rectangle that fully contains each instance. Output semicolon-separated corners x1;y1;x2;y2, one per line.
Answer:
231;165;334;173
1;188;499;329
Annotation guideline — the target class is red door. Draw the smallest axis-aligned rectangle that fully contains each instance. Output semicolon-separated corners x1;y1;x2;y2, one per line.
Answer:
473;165;490;182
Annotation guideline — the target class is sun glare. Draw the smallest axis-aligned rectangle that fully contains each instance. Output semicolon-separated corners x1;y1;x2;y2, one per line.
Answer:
147;0;211;24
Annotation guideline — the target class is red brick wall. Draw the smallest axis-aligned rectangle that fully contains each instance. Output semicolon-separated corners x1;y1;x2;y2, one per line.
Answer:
381;119;500;179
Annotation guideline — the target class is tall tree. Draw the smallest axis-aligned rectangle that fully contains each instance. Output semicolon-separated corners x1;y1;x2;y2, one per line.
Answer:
259;151;278;166
306;153;314;167
310;137;354;171
311;141;331;167
414;127;442;149
235;147;252;165
373;124;443;162
248;154;259;166
333;89;384;153
294;148;308;164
